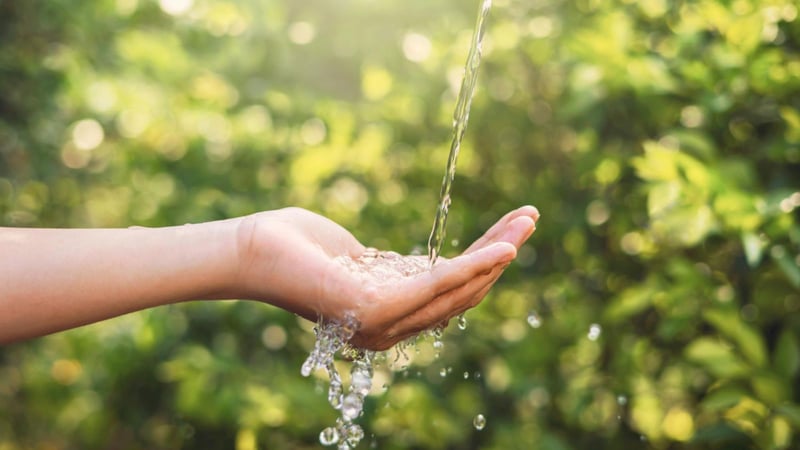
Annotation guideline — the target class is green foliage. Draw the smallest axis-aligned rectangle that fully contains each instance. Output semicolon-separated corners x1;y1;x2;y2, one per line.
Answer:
1;0;799;449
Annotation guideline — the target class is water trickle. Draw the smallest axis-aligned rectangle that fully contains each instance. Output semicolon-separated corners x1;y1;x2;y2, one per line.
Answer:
431;326;445;350
304;250;435;448
427;0;493;267
457;314;468;330
473;414;487;430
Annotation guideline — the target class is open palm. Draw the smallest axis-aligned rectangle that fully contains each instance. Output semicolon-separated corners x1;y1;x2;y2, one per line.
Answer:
233;206;539;350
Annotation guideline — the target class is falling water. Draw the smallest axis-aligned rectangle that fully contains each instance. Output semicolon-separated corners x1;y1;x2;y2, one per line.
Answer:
427;0;493;267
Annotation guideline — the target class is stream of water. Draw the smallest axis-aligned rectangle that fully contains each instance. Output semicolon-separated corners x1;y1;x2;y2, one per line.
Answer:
427;0;493;267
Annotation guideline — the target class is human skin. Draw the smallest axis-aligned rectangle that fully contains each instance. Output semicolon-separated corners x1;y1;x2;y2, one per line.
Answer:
0;205;539;350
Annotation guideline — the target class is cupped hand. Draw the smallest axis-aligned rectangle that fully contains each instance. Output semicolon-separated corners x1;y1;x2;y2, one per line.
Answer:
232;206;539;351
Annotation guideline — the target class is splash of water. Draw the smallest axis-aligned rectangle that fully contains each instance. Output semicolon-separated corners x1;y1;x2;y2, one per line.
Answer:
427;0;493;267
303;250;430;449
304;1;495;445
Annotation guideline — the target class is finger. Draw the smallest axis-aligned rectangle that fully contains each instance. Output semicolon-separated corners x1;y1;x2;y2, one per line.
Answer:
380;242;515;320
498;215;537;248
421;241;515;300
421;263;504;322
386;266;502;340
453;278;495;316
464;205;539;254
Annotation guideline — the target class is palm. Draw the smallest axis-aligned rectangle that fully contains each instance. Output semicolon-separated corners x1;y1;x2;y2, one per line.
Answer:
236;206;538;350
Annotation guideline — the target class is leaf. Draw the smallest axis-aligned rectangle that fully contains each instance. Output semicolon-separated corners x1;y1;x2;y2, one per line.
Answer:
742;232;766;267
633;142;680;181
775;404;800;428
774;329;800;378
701;386;748;412
669;130;716;162
751;373;791;407
724;397;769;436
604;282;655;323
685;337;751;378
768;415;792;450
650;204;717;247
771;245;800;289
647;181;681;217
703;308;767;368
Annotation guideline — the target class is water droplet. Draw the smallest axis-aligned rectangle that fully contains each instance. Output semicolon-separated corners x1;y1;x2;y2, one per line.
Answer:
301;359;314;377
527;311;542;328
463;371;470;379
320;427;339;446
431;326;444;350
457;314;468;330
440;368;448;377
587;323;602;341
342;394;363;421
351;370;372;397
617;395;627;406
473;414;486;430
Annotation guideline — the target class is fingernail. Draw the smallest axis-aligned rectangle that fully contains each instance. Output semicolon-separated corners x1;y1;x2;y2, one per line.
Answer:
529;205;540;222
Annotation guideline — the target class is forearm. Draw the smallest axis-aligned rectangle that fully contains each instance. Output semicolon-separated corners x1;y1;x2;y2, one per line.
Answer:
0;219;241;344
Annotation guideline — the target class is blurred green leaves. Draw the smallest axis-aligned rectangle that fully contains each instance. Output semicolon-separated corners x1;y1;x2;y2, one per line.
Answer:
1;0;800;449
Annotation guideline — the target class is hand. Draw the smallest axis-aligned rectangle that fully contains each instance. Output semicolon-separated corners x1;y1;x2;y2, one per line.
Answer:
232;206;539;350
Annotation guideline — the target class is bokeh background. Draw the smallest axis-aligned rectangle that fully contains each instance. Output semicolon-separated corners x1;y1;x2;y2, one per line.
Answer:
2;0;800;448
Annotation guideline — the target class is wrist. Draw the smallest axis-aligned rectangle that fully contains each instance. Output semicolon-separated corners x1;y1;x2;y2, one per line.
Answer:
162;218;243;302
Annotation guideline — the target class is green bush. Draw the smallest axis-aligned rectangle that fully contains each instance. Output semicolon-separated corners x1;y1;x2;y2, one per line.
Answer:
1;0;798;448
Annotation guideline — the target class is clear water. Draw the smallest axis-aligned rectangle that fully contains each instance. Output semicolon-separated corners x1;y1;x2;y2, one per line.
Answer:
473;413;487;430
427;0;493;267
304;1;495;446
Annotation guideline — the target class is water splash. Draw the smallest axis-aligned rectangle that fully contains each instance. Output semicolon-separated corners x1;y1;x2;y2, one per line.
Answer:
303;250;436;448
427;0;493;267
473;413;487;430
